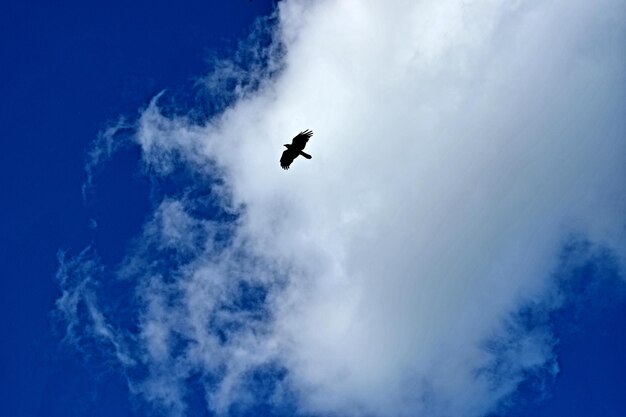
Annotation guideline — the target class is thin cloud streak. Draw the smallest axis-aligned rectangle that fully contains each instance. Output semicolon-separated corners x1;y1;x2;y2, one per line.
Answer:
56;0;625;416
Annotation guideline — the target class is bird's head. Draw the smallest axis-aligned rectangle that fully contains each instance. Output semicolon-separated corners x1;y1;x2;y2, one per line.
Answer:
283;144;291;148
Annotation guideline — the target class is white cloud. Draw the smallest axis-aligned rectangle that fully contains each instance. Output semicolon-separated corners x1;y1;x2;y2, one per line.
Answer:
57;0;626;416
82;116;136;201
55;248;135;367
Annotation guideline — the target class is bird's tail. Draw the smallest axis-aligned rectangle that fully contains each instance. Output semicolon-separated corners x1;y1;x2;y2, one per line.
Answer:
300;151;312;159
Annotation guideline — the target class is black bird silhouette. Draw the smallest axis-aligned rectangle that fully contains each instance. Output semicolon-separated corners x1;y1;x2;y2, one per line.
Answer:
280;129;313;170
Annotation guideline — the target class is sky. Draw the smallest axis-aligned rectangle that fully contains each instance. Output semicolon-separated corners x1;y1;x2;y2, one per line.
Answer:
1;1;625;417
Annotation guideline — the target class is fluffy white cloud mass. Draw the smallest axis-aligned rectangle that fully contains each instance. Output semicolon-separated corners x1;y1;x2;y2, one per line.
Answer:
57;0;626;416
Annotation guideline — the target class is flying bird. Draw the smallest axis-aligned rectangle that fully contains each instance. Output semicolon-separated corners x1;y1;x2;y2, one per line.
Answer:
280;129;313;170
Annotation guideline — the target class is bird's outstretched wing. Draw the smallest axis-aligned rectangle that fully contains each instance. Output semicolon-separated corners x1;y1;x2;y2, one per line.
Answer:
280;149;296;170
291;129;313;149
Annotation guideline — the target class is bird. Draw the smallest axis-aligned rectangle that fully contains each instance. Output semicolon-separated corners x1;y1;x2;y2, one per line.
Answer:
280;129;313;170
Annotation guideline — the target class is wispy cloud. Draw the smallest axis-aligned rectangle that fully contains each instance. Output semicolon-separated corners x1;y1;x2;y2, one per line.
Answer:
55;248;134;367
56;0;626;416
82;116;136;202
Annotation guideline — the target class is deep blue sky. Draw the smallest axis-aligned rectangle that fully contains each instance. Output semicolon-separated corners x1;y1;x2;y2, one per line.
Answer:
0;2;275;416
1;1;624;416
